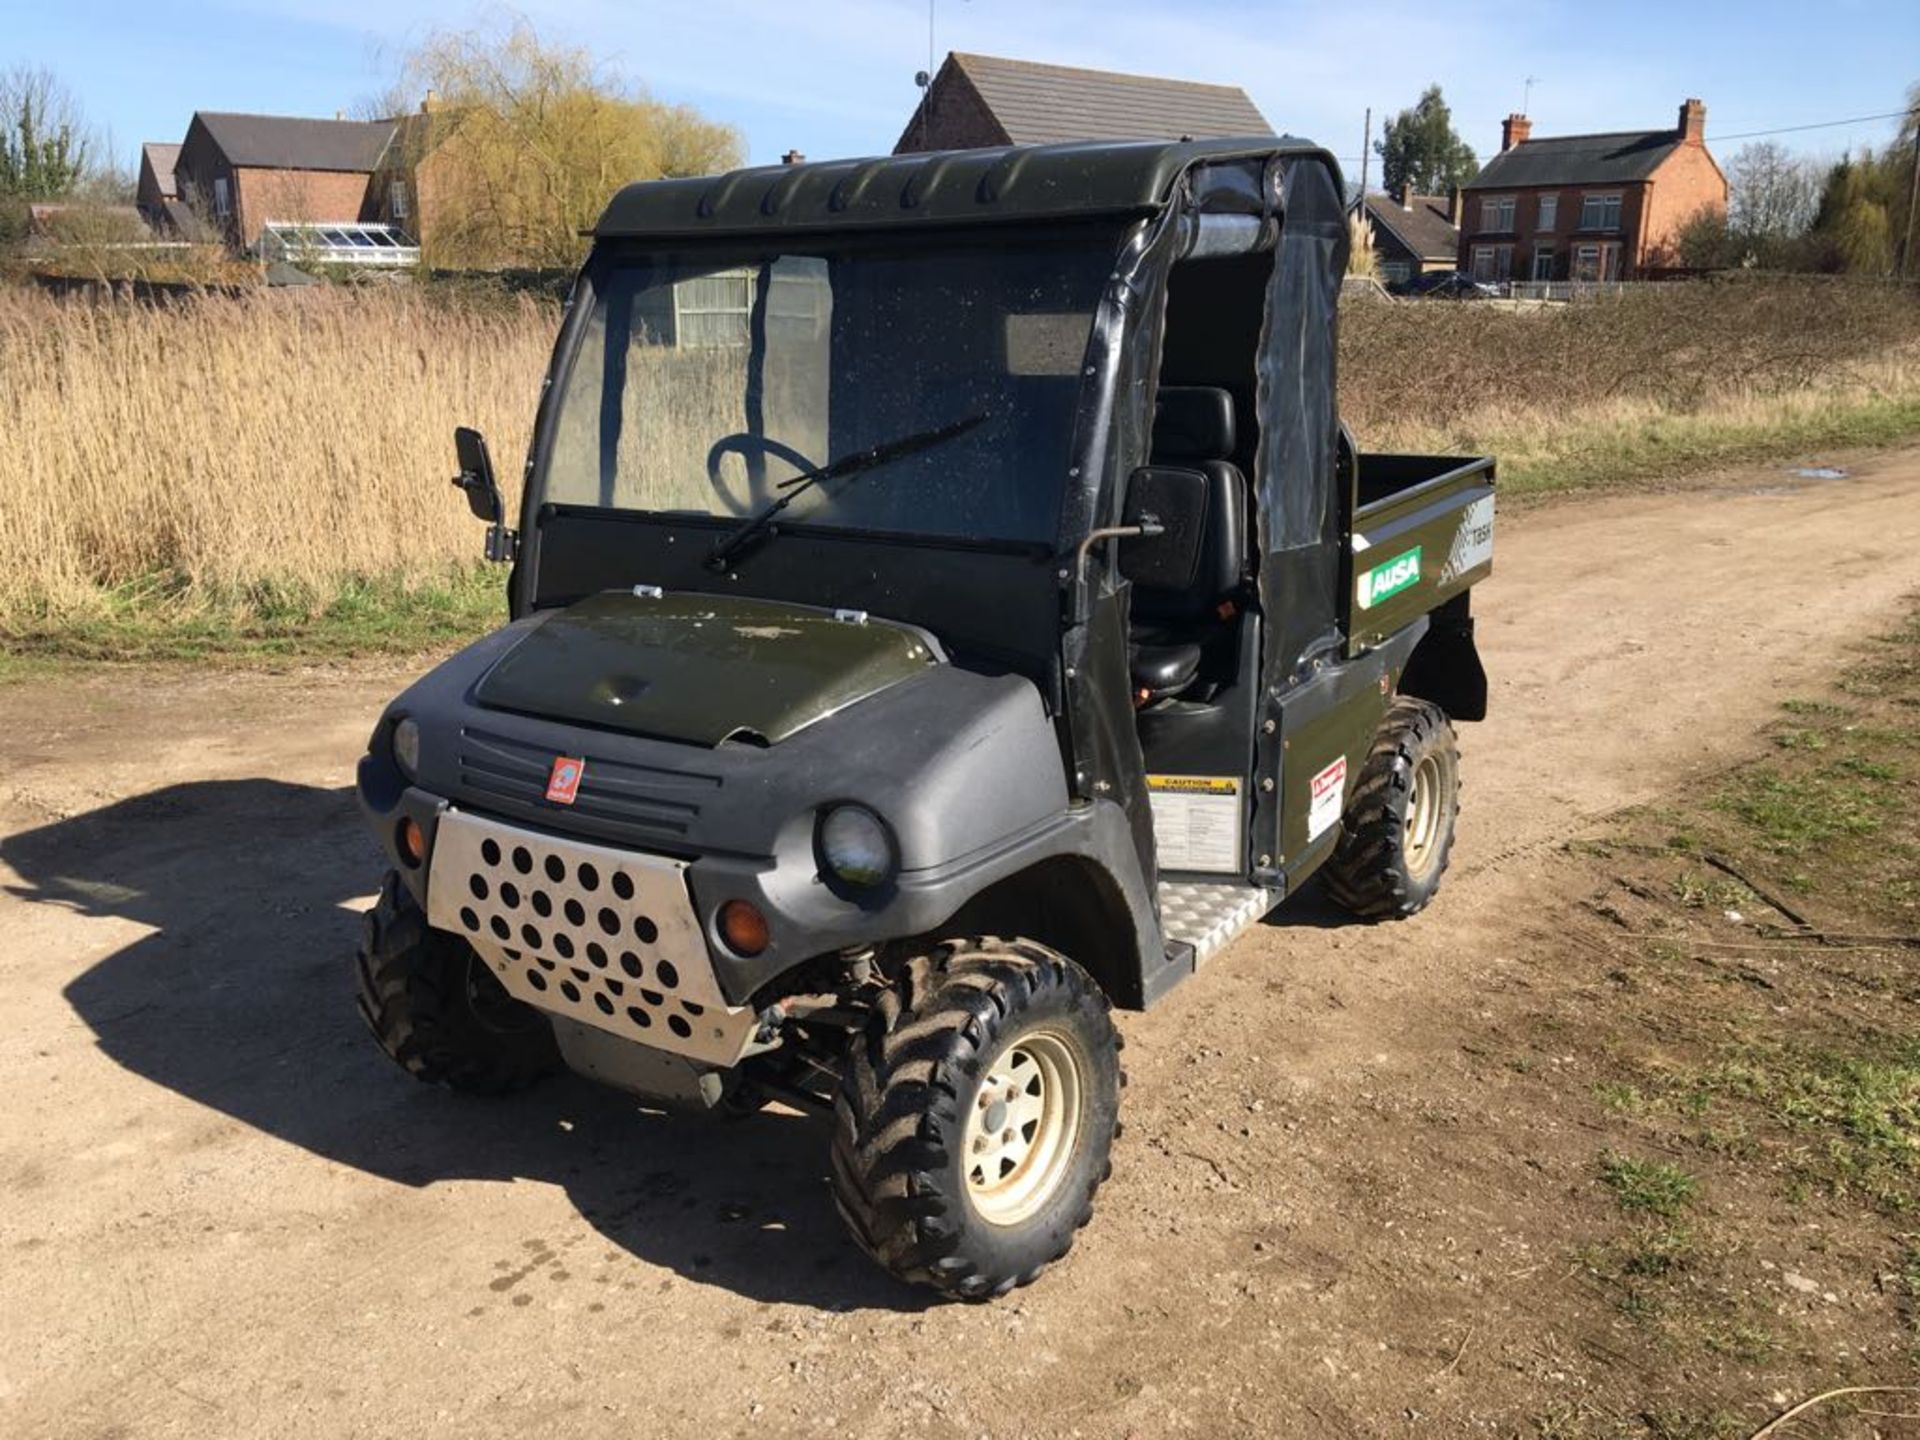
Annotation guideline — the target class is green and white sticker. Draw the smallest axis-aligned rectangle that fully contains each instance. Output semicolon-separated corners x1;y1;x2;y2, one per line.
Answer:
1357;545;1422;610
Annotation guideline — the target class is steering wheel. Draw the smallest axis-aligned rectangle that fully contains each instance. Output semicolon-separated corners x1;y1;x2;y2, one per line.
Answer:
705;433;822;517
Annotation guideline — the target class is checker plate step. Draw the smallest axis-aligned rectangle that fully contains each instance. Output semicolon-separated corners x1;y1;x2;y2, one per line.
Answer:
1158;880;1276;965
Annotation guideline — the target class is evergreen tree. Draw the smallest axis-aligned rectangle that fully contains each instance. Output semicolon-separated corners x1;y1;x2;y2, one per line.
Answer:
1375;86;1478;196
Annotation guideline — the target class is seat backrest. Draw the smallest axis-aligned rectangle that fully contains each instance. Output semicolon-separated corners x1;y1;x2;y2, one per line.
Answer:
1126;386;1247;623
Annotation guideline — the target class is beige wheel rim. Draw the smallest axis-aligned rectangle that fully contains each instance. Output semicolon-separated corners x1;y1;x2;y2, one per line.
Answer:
962;1029;1084;1227
1404;752;1446;879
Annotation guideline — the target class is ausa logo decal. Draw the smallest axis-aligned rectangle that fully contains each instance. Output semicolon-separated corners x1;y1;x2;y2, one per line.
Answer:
1357;545;1422;610
545;756;586;805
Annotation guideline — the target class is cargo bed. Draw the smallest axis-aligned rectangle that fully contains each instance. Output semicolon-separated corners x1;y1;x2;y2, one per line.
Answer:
1347;452;1496;653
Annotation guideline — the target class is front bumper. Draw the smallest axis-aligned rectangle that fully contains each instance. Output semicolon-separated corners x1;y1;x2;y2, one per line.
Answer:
425;808;761;1067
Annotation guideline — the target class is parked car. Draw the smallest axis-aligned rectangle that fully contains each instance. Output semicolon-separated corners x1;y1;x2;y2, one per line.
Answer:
1398;271;1501;300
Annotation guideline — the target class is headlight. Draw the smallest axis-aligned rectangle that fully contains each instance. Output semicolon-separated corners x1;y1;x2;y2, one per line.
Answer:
392;717;421;778
818;804;896;888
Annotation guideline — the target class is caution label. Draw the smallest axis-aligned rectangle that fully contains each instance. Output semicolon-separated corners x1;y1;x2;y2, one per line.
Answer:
1147;774;1243;874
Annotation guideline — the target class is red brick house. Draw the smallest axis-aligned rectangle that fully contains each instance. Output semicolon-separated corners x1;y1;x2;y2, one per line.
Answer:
1457;99;1727;283
169;111;418;255
896;52;1272;154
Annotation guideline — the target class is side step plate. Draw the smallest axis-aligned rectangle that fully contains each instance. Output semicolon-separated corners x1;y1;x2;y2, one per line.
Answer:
1157;880;1277;966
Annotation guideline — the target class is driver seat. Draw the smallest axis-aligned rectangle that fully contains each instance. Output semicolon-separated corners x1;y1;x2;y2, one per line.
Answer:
1125;387;1249;703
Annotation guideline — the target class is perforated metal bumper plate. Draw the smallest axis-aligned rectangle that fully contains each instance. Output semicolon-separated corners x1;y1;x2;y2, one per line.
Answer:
426;810;760;1066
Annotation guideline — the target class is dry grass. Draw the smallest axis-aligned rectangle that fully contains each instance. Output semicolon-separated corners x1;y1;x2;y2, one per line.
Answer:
2;275;1919;655
0;286;552;624
1340;275;1920;493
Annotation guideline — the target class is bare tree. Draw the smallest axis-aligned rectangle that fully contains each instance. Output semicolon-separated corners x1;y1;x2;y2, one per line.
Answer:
0;66;93;199
1726;142;1821;243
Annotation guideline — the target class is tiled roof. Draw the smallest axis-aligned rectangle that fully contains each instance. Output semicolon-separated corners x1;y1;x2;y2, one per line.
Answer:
192;112;397;173
141;142;181;197
1360;192;1458;261
1467;129;1680;190
949;52;1272;145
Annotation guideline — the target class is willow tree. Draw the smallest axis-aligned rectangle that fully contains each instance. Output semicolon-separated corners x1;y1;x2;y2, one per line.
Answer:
402;23;744;269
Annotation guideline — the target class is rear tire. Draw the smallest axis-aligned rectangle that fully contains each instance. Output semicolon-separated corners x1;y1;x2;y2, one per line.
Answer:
1323;696;1460;920
356;871;560;1094
830;937;1122;1301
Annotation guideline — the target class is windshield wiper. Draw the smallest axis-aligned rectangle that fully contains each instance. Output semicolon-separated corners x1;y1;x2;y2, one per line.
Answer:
703;412;988;572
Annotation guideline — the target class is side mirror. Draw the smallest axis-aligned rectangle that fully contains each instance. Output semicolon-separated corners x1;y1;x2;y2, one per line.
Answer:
453;426;503;524
1118;466;1208;590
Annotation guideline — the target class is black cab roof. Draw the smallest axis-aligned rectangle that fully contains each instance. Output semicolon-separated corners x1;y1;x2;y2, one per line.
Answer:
593;137;1340;240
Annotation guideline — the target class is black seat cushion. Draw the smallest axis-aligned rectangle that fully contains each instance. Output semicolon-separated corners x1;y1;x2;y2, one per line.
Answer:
1130;639;1202;701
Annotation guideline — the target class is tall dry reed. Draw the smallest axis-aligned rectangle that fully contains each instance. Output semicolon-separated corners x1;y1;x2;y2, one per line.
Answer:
0;286;554;619
3;277;1918;627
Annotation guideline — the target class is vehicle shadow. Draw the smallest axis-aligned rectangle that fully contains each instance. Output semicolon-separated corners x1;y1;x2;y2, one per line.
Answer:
6;779;925;1313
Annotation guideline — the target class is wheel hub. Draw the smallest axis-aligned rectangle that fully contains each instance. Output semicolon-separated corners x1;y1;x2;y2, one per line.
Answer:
1404;751;1444;879
961;1029;1084;1227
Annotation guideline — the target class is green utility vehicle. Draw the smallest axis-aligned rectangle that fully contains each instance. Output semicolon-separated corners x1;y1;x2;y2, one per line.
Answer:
355;138;1494;1299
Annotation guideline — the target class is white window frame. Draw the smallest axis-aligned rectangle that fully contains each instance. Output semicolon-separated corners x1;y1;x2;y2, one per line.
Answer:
1478;194;1515;233
1579;192;1622;231
1471;243;1512;282
1537;194;1557;231
212;175;231;219
1531;245;1555;281
389;179;409;221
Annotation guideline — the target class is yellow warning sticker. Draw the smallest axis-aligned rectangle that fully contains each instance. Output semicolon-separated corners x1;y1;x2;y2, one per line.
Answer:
1146;775;1242;873
1146;775;1240;795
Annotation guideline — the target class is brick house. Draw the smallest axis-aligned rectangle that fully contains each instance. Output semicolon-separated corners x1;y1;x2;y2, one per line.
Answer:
1353;187;1461;286
170;111;418;254
1457;99;1727;283
896;52;1272;154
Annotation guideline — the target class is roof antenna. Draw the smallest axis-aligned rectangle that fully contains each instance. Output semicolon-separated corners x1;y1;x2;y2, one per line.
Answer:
1522;75;1538;114
916;0;970;151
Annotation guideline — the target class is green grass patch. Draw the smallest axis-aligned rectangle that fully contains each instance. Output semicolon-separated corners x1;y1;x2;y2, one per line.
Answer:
1715;765;1892;855
0;568;507;674
1685;1041;1920;1212
1598;1152;1699;1216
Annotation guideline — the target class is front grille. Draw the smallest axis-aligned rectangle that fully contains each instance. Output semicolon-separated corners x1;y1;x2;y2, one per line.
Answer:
456;726;723;839
426;809;759;1066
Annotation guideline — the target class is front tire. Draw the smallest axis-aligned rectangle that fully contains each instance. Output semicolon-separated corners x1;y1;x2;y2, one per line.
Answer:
830;937;1122;1301
1323;696;1461;920
356;871;561;1094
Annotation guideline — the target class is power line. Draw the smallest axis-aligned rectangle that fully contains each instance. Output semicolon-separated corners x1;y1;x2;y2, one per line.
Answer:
1708;108;1915;142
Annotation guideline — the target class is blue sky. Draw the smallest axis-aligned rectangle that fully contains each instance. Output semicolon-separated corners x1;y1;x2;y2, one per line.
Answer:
13;0;1919;181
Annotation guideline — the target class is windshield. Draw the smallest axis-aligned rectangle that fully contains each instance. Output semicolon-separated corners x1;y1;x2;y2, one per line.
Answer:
539;228;1119;546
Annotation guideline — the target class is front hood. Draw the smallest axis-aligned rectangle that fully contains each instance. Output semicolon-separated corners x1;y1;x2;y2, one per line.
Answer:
473;590;940;746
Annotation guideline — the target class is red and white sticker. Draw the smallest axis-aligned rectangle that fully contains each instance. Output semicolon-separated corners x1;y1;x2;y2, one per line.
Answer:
545;756;586;805
1306;755;1347;841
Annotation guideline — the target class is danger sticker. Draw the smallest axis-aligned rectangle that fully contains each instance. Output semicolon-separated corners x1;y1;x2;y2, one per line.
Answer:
545;756;586;805
1306;755;1347;842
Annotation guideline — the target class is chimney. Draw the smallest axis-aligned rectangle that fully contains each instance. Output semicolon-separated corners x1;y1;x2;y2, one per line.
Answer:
1500;113;1532;152
334;110;346;121
781;149;806;166
421;89;441;113
1398;182;1415;210
1449;184;1463;228
1678;97;1706;145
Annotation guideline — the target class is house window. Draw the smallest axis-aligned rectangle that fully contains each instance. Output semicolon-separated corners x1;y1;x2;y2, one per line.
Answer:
1478;195;1515;232
1579;193;1622;231
212;176;231;219
1378;260;1412;285
1537;194;1557;231
1471;244;1512;282
1571;242;1623;282
389;180;409;221
1531;245;1556;281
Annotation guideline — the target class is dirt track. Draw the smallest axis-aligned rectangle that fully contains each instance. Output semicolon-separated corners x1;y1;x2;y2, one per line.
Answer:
4;450;1920;1439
